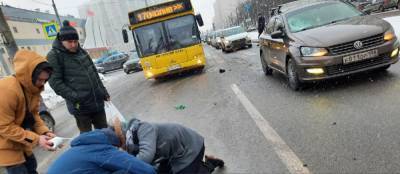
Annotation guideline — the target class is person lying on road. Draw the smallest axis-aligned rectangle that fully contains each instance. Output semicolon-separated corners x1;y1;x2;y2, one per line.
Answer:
47;127;156;174
114;118;225;174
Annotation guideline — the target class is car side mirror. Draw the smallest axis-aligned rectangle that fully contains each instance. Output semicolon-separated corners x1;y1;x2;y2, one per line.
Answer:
122;29;129;43
271;30;284;39
195;14;204;27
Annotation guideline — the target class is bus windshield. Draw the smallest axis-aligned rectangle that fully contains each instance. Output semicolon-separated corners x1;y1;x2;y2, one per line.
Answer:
134;15;201;57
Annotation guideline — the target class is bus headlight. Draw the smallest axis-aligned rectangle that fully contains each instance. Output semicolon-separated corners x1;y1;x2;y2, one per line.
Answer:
146;71;153;78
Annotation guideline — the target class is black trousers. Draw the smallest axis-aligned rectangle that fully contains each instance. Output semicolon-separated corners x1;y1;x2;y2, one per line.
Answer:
73;109;107;133
158;145;216;174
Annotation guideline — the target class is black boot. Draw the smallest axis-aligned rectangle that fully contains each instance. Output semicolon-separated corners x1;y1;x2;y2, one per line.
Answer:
204;155;224;173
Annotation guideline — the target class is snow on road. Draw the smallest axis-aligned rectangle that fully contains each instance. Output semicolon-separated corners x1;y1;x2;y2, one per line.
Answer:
42;73;109;110
384;16;400;38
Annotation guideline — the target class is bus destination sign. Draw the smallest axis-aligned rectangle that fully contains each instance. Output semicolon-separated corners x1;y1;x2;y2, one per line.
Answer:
129;0;192;25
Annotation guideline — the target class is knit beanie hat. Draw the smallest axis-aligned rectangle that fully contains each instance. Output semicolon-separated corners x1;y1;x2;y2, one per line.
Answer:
58;20;79;41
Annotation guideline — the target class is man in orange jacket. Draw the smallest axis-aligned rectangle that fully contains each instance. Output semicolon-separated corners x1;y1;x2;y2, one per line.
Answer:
0;50;57;174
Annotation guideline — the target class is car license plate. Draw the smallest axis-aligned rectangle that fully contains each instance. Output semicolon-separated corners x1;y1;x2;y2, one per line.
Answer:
343;49;379;65
168;65;181;71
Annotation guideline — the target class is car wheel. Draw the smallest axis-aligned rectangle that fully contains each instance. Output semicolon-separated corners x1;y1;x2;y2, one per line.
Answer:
195;66;205;74
379;5;384;12
222;48;226;53
287;58;302;91
248;44;253;48
40;113;55;132
260;54;273;75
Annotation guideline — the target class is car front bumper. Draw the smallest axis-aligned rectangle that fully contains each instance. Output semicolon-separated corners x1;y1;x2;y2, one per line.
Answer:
296;40;399;81
225;39;252;51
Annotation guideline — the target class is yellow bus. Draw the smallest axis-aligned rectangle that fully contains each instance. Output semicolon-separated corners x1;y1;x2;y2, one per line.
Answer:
122;0;206;79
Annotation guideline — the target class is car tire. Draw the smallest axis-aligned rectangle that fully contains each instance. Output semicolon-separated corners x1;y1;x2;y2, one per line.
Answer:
248;44;253;48
40;113;55;132
222;48;226;53
379;5;384;12
260;54;273;75
287;58;302;91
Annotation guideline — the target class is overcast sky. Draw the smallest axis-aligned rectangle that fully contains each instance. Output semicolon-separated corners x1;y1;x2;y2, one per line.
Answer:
1;0;215;30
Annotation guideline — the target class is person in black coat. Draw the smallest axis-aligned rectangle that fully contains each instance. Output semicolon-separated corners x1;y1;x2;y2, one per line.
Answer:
257;13;266;38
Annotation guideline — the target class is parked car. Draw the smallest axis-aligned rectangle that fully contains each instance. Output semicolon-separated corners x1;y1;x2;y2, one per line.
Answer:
347;0;372;12
220;26;252;52
210;30;223;49
39;97;55;132
260;0;399;90
365;0;400;12
123;52;142;74
96;53;129;74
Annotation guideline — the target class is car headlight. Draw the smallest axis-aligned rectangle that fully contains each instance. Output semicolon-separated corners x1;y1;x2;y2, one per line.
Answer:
300;47;328;57
224;40;230;45
384;28;395;41
123;64;127;69
217;38;222;43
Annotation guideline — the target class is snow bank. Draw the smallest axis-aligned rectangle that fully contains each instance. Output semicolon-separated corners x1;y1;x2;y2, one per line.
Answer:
248;31;259;43
384;16;400;38
42;73;108;110
42;84;64;110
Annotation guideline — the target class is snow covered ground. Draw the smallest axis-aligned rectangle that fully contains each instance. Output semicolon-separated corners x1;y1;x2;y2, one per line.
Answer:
384;16;400;38
248;31;259;43
42;84;65;110
42;73;109;110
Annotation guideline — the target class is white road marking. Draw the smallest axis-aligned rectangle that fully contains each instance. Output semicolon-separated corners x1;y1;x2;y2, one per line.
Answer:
241;51;256;57
231;84;311;174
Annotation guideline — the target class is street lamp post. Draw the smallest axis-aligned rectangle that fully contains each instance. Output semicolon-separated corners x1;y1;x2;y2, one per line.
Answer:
51;0;62;26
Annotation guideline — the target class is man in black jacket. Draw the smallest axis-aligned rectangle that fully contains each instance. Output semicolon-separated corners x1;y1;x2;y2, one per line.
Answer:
257;13;266;38
48;20;110;133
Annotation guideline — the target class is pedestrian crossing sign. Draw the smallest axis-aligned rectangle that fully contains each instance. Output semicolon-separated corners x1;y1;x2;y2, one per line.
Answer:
42;22;59;40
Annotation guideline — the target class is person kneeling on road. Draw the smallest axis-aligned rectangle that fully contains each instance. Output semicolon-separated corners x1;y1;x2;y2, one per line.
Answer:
0;50;56;174
47;127;156;174
116;118;225;174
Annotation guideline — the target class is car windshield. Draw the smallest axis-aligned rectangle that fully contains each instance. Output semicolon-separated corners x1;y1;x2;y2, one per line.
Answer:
222;27;245;37
286;2;363;33
133;15;201;57
130;52;139;60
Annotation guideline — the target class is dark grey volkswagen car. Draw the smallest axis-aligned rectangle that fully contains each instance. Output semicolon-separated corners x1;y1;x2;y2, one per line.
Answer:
260;0;399;90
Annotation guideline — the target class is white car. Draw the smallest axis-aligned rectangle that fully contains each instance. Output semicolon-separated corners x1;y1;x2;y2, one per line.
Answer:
220;26;252;52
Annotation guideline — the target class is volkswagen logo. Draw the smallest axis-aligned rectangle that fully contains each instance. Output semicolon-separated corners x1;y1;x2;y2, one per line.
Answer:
354;41;363;49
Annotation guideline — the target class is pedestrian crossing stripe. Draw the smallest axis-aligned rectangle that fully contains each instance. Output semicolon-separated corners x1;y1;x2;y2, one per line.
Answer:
42;22;59;40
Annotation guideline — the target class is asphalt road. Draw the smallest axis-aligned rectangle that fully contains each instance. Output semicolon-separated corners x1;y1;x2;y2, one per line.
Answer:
29;41;400;174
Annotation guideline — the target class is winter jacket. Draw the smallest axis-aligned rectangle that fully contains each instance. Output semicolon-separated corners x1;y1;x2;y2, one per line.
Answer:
47;129;156;174
0;50;50;166
47;38;108;115
125;119;204;173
